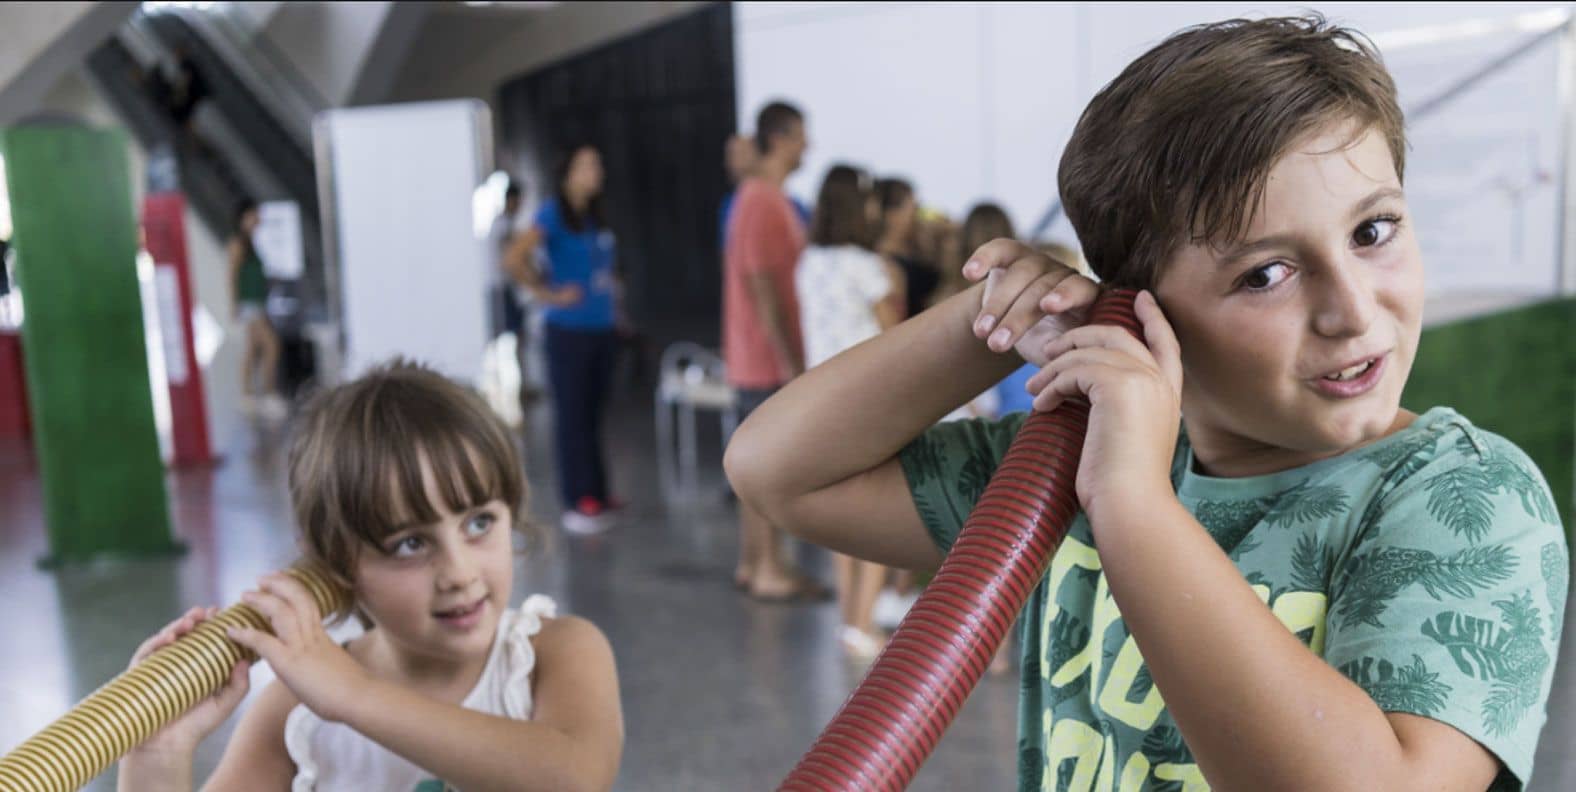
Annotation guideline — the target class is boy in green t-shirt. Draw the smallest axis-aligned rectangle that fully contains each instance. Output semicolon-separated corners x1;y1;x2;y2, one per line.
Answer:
726;15;1567;792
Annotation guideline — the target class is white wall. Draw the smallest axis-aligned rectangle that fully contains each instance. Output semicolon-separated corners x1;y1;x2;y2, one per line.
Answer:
735;1;1574;297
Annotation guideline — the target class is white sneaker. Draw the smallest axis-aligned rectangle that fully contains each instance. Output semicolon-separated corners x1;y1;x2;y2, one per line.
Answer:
561;509;609;536
840;625;884;661
873;588;918;630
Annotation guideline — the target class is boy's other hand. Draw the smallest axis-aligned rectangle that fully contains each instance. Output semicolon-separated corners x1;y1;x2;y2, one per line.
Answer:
963;238;1098;366
1026;290;1182;526
125;606;252;758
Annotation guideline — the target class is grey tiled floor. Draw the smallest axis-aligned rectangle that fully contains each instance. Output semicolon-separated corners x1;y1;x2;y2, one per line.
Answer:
2;384;1572;790
0;389;1021;791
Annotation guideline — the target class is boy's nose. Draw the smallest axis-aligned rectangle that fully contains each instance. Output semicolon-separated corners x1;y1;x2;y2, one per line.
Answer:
1312;256;1378;339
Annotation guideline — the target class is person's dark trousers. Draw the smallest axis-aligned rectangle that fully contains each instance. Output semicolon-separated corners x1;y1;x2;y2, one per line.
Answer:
545;322;617;510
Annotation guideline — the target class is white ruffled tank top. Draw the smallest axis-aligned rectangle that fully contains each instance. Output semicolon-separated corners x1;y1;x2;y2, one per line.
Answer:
283;595;557;791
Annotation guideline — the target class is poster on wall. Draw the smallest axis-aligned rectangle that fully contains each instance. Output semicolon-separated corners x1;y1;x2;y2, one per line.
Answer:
253;200;304;280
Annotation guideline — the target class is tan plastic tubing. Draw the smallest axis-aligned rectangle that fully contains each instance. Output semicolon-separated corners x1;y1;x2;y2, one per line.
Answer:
0;566;349;792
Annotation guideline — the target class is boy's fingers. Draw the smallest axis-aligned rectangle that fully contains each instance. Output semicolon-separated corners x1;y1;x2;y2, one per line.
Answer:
1041;324;1154;369
1039;275;1100;313
977;263;1070;339
962;237;1033;281
1137;291;1184;393
991;278;1065;351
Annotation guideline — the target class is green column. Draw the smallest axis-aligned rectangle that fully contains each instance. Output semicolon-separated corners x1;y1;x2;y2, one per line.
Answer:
1;124;179;564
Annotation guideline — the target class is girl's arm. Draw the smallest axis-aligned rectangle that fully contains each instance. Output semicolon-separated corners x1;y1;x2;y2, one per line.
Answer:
725;240;1097;571
195;680;300;791
115;608;284;792
333;616;623;792
230;575;622;792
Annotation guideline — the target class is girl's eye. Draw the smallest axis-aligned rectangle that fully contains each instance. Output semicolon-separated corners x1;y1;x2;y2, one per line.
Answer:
465;513;496;537
1239;261;1293;292
1353;217;1398;248
389;535;426;558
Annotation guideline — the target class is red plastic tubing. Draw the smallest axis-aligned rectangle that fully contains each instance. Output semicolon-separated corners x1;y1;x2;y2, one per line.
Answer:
778;289;1142;792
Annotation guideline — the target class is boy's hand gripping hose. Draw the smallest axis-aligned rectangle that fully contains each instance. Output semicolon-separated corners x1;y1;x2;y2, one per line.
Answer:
779;288;1141;792
0;566;349;792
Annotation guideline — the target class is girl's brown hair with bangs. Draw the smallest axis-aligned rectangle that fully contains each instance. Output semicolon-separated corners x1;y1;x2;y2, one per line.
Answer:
285;359;529;623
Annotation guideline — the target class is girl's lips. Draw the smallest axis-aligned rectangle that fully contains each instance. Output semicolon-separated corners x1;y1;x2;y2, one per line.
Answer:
434;598;487;629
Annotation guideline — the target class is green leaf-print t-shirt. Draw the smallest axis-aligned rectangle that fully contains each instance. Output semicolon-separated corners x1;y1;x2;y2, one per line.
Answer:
899;406;1567;792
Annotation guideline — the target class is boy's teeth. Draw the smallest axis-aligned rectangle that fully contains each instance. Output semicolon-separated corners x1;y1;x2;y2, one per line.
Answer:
1325;360;1372;381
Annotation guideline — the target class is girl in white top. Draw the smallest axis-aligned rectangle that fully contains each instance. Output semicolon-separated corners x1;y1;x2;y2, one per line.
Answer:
795;164;904;660
118;361;624;791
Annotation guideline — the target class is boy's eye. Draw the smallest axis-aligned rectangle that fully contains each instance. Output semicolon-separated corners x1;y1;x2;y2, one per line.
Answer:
389;535;426;557
1353;217;1398;248
465;513;496;538
1238;261;1293;292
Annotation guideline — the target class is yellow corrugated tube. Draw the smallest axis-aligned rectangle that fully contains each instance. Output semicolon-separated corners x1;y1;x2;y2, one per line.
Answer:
0;565;349;792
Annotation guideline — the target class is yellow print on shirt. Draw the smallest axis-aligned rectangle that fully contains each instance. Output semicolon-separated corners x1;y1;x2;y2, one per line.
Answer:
1039;536;1329;790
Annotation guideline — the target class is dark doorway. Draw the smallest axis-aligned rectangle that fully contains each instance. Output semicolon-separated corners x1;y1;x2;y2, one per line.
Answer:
497;5;736;347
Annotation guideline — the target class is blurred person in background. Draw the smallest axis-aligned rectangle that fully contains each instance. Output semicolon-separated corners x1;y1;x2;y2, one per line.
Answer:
875;177;938;320
723;100;826;602
719;134;759;249
796;164;905;658
229;201;284;421
490;180;541;407
505;144;623;535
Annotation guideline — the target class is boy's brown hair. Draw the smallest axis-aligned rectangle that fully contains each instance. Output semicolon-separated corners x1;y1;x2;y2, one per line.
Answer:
1058;15;1406;289
286;359;529;622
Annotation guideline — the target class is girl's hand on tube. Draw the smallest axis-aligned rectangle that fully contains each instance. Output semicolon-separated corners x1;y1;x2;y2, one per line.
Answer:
125;606;252;757
962;238;1099;366
228;572;367;724
1025;290;1183;528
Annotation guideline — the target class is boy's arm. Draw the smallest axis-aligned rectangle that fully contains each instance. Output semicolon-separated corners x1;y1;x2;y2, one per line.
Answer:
1036;298;1500;791
1097;499;1500;791
725;241;1097;570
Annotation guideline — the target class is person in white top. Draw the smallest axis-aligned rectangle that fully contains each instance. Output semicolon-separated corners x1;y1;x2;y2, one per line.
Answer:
795;164;904;660
117;361;624;792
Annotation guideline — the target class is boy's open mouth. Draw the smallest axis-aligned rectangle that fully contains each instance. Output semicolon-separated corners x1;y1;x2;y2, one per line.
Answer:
1322;359;1376;382
1309;351;1389;397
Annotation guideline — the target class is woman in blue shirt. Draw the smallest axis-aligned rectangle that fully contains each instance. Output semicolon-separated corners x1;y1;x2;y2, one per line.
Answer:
506;144;622;534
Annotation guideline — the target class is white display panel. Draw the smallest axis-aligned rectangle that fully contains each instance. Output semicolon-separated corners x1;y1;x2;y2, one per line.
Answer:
318;100;492;383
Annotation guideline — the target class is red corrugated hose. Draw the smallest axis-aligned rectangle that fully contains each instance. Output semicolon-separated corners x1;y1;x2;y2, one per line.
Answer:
779;288;1141;791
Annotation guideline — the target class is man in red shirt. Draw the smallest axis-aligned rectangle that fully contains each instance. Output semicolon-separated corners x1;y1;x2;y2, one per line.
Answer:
723;101;825;602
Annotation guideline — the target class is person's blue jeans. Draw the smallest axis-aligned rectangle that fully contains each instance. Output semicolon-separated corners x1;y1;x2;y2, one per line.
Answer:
545;323;617;510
